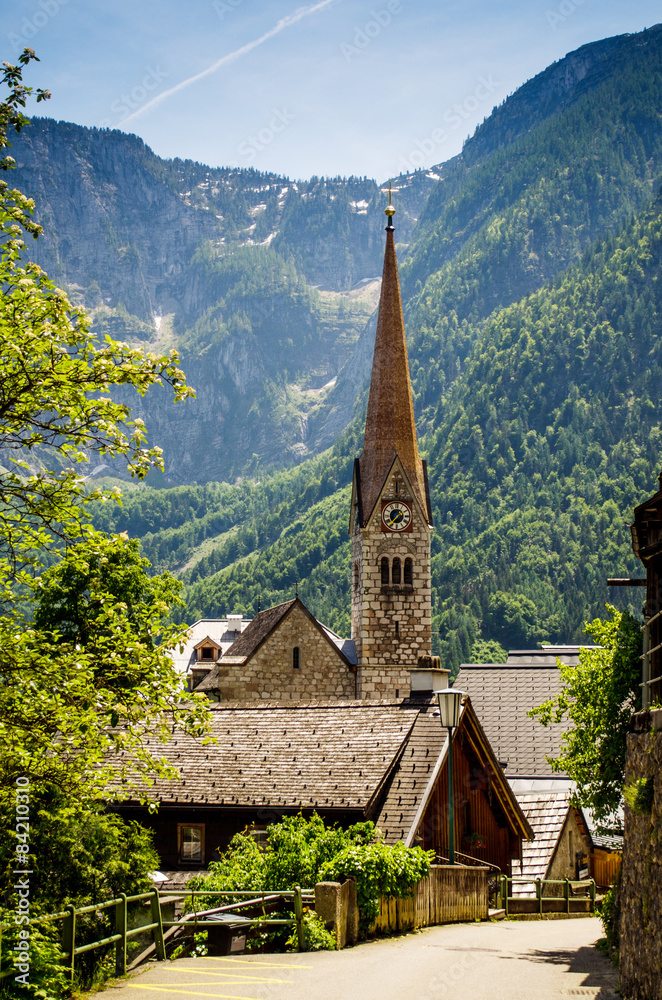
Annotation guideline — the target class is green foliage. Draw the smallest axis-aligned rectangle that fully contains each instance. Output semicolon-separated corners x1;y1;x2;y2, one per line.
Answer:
530;606;642;828
319;840;432;933
1;531;210;805
469;638;508;663
188;813;431;944
0;56;211;1000
598;867;621;963
0;791;159;998
285;910;336;952
623;776;654;816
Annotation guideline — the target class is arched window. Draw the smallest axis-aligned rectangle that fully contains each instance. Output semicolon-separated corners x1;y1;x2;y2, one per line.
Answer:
404;558;413;586
381;557;389;585
292;647;300;669
392;557;401;585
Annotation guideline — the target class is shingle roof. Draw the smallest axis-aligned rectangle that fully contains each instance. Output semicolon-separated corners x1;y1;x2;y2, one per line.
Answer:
193;599;355;692
454;663;569;778
376;699;445;844
376;698;534;847
510;791;571;885
170;618;252;677
222;600;296;661
120;701;419;812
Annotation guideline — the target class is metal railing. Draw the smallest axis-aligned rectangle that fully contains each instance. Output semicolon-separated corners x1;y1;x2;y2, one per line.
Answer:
0;886;314;986
0;889;163;985
498;876;596;916
161;887;313;952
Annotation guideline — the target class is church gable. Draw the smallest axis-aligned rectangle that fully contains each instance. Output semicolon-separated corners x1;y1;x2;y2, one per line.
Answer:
363;455;430;534
195;598;356;702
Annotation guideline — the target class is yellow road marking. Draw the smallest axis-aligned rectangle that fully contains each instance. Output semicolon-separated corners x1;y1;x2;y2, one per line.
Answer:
169;968;292;984
202;957;312;969
127;986;264;999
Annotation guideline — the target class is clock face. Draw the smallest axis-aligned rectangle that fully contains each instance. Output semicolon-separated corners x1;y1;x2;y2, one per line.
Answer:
382;500;412;532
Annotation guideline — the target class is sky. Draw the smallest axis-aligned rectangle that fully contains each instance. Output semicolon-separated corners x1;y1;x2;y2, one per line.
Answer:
1;0;659;181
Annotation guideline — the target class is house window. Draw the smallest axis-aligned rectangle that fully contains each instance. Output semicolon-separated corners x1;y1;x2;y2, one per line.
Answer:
179;824;205;863
392;557;401;585
200;646;215;660
248;827;269;851
404;558;413;586
293;646;300;669
354;562;359;590
381;557;389;585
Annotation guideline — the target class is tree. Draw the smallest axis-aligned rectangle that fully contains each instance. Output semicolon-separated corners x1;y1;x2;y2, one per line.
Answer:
530;605;642;829
0;51;194;586
0;531;210;808
0;53;213;997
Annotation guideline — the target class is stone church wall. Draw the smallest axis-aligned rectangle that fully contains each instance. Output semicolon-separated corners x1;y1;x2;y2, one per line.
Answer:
214;604;356;702
351;463;432;702
619;708;662;1000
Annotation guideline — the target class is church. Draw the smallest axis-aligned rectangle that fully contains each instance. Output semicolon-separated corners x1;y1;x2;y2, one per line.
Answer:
118;195;536;876
185;193;433;703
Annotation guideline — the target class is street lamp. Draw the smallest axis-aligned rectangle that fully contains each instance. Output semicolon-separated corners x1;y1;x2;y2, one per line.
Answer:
434;687;466;865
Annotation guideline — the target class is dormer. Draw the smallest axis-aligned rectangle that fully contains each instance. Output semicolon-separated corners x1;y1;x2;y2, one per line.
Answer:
194;637;221;663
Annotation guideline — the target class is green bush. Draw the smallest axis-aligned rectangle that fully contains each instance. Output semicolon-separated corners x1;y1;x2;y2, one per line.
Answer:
598;868;620;963
285;910;336;952
319;840;433;934
188;813;433;944
623;776;654;816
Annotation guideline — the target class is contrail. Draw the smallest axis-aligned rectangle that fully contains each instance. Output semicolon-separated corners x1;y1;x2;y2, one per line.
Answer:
118;0;337;127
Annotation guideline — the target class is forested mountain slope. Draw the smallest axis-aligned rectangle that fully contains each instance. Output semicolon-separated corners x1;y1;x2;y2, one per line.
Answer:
10;120;435;480
95;186;662;670
80;24;662;669
404;24;662;417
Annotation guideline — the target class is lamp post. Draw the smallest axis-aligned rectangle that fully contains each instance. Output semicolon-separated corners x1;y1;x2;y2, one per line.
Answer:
434;687;465;865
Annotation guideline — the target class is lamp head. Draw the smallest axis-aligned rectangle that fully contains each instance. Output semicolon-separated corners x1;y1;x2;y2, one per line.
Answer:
433;687;466;729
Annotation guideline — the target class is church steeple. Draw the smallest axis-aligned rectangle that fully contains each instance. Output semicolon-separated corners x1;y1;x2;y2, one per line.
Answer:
358;187;429;525
350;188;433;699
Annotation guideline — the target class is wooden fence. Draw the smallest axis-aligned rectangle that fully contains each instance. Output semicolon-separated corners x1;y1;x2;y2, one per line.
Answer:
370;865;489;935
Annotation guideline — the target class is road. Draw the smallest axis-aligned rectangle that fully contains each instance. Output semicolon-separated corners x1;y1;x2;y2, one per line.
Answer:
100;917;619;1000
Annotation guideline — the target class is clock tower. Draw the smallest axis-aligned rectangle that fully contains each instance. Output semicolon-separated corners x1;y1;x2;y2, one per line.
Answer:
350;192;433;699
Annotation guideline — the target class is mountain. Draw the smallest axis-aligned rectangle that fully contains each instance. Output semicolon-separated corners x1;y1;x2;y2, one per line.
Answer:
19;24;662;670
10;118;437;480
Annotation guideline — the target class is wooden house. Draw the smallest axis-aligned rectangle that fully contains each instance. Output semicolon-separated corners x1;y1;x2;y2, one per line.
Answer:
112;688;532;877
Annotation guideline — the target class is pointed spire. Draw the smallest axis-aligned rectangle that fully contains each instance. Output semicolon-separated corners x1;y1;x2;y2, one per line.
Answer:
358;189;427;523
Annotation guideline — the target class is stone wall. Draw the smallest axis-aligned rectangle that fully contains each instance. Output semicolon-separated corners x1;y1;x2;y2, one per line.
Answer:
546;808;592;895
619;708;662;1000
213;604;356;701
351;462;431;701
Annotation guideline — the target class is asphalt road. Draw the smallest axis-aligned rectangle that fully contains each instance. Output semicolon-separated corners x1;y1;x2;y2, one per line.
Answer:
100;917;619;1000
